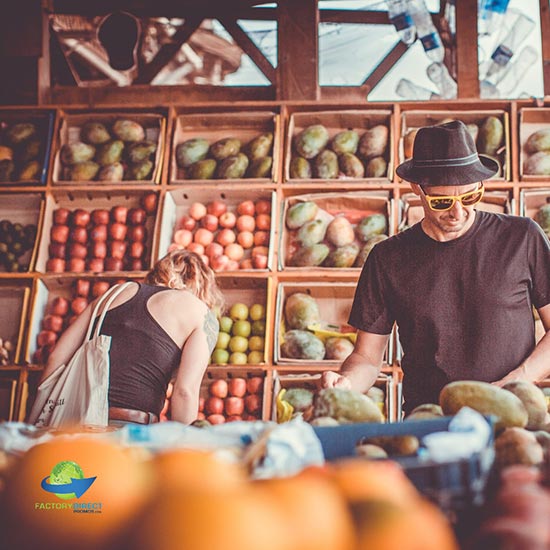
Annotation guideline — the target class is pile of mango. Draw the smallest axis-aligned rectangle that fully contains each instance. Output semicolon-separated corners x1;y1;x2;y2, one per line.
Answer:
280;292;355;361
175;132;273;180
403;115;504;172
535;203;550;237
289;123;389;179
59;119;158;182
523;128;550;176
0;121;46;183
285;200;388;268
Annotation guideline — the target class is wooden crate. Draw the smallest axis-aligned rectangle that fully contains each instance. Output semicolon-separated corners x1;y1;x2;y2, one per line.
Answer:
51;109;167;185
279;190;393;271
35;189;159;274
285;109;394;183
0;283;31;364
271;370;395;422
519;188;550;222
519;108;550;181
0;371;19;421
157;188;276;272
170;111;279;184
399;109;511;181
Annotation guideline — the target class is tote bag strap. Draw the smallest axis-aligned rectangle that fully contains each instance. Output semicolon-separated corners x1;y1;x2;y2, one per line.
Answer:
85;281;134;341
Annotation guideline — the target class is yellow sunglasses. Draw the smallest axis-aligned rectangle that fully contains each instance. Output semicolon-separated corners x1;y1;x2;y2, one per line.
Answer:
420;183;485;212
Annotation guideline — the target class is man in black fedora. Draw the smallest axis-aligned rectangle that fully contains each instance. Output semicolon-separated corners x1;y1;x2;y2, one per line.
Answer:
322;120;550;415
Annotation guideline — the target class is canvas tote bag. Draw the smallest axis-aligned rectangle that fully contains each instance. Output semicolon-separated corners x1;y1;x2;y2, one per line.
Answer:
28;282;132;428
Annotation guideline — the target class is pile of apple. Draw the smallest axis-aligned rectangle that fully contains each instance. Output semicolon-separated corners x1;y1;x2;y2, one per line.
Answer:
33;278;117;364
198;375;264;424
169;198;271;271
211;301;266;366
46;192;157;273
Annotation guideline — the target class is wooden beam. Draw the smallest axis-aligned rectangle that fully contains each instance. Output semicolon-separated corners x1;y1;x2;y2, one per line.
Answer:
320;10;389;25
38;7;51;104
277;0;318;100
218;17;276;84
134;16;203;84
540;0;550;95
455;0;479;98
362;41;408;94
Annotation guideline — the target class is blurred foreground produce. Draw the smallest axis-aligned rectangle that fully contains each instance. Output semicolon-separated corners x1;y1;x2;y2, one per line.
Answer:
0;338;14;366
0;219;37;272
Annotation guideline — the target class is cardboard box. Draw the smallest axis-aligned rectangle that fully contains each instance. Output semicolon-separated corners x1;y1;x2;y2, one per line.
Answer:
519;108;550;181
278;190;393;271
200;367;271;421
35;190;159;274
170;111;279;184
399;110;510;181
0;284;31;364
271;371;395;422
0;193;45;272
0;109;55;185
52;110;166;184
398;190;513;230
285;110;394;182
214;277;272;366
157;188;276;272
274;281;394;366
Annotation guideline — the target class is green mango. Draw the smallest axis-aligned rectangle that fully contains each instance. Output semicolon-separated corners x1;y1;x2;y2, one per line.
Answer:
216;152;249;179
247;156;272;178
186;158;217;180
17;160;41;181
285;201;318;229
296;219;327;247
290;243;330;267
526;128;550;154
80;122;111;145
126;141;157;163
289;156;312;179
112;119;145;142
535;204;550;235
176;138;210;168
61;142;95;165
358;125;389;159
356;214;388;242
281;329;325;360
477;116;504;156
282;388;314;411
326;215;354;247
0;160;14;181
68;161;100;181
246;132;273;161
7;123;36;145
330;130;359;155
313;388;383;423
210;137;241;161
524;152;550;176
365;156;387;178
325;337;355;360
95;140;124;166
284;292;321;330
294;124;329;159
314;149;338;179
355;235;388;267
98;162;124;182
127;159;153;180
324;243;360;268
339;152;365;178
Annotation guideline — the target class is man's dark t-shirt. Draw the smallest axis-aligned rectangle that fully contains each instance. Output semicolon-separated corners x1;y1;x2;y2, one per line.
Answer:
348;210;550;414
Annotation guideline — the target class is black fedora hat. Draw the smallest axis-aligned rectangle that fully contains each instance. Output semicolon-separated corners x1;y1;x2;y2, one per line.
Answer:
395;120;499;186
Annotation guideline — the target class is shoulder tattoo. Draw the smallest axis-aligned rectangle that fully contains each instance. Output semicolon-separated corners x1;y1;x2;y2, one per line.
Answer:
203;309;219;354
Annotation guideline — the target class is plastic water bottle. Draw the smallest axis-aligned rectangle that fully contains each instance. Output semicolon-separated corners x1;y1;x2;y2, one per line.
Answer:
484;13;535;79
478;0;510;36
426;62;457;99
386;0;416;45
408;0;445;62
444;0;456;38
395;79;441;100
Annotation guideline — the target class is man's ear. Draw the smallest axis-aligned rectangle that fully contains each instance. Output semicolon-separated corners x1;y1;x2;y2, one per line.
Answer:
410;183;422;197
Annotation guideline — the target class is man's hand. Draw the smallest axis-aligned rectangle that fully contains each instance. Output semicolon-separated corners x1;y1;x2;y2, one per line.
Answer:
492;363;529;387
320;371;352;389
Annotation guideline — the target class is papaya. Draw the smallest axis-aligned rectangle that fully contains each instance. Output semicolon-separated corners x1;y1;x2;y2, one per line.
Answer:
326;215;355;247
286;201;318;229
289;156;312;179
358;125;388;159
176;138;210;168
330;130;359;155
365;156;387;178
210;137;241;161
324;337;354;360
477;116;504;156
296;219;327;247
290;243;330;267
355;214;388;242
294;124;329;159
246;132;273;161
281;329;326;360
284;292;321;330
282;388;314;411
80;122;110;145
324;244;359;268
525;128;550;154
313;388;383;423
314;150;338;179
339;153;365;178
112;119;145;142
502;381;548;430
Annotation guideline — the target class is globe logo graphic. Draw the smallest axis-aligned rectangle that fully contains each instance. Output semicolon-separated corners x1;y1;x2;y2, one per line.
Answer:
41;460;96;499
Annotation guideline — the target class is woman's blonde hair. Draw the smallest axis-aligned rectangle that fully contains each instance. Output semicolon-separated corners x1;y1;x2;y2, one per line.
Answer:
146;250;224;312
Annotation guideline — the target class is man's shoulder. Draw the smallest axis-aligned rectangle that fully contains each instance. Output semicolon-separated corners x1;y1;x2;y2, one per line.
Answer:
477;210;537;231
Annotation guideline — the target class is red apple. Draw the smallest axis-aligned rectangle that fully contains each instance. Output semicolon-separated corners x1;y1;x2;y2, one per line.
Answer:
46;258;65;272
244;394;261;414
91;241;107;259
87;258;105;273
50;224;69;244
90;224;108;242
189;202;207;221
37;330;57;347
127;258;144;271
128;207;146;226
207;200;227;218
91;281;110;297
69;226;87;244
246;376;263;394
75;279;90;297
109;240;127;260
228;377;247;398
71;296;88;315
53;208;71;225
178;216;196;231
109;222;127;241
129;241;144;259
206;414;225;425
226;415;242;423
201;214;219;232
224;396;244;416
111;206;128;224
210;254;229;272
205;396;224;415
72;209;91;227
43;314;64;333
50;296;69;316
141;192;158;214
237;200;255;216
219;211;237;229
128;225;146;242
209;379;228;398
104;257;124;271
48;242;66;259
68;242;87;259
91;209;110;225
198;396;205;412
68;258;86;272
